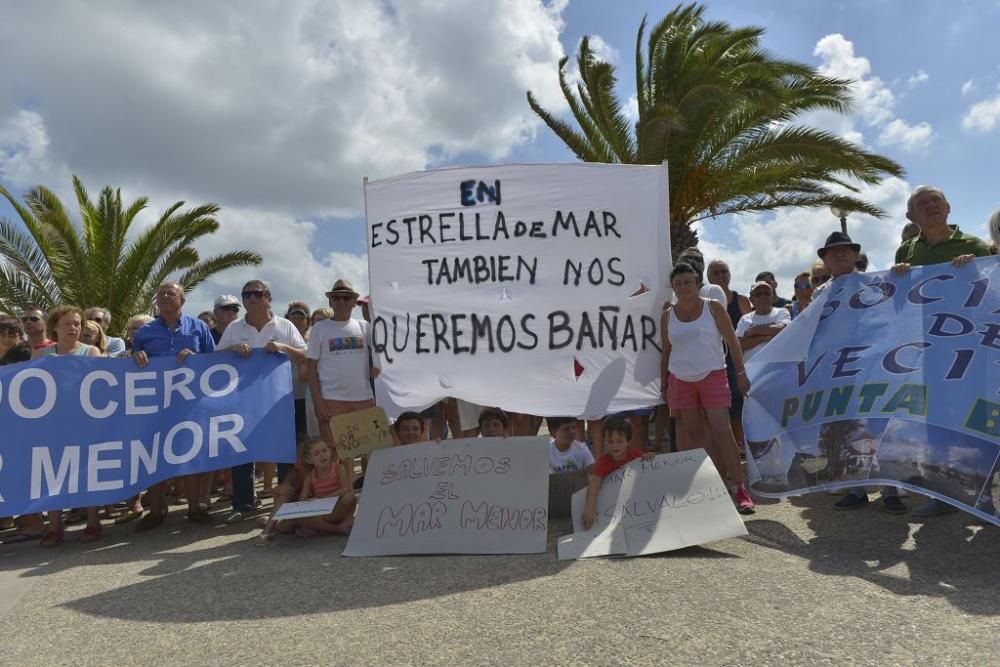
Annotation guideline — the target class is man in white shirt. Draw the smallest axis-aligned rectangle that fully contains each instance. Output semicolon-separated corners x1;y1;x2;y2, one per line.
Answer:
218;279;307;522
736;281;791;362
307;279;380;464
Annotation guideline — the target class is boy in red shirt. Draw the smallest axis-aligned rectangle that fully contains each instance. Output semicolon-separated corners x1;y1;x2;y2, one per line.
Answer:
582;415;655;529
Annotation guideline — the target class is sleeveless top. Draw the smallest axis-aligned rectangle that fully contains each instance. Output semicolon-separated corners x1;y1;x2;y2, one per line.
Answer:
40;343;94;357
310;462;341;498
726;291;744;329
667;298;726;382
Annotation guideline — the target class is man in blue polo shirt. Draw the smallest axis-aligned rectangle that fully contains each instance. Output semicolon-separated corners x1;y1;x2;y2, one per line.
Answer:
131;281;216;531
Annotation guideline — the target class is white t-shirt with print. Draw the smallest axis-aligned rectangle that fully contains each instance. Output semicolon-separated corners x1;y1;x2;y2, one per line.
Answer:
735;308;791;362
548;439;595;473
306;317;373;401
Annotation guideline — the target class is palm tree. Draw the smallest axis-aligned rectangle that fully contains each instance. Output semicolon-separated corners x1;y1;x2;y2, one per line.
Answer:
527;3;904;255
0;175;262;336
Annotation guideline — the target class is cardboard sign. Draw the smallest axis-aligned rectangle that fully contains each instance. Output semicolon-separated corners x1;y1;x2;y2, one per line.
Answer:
343;437;549;556
329;406;393;458
366;162;671;418
271;496;339;521
562;450;747;559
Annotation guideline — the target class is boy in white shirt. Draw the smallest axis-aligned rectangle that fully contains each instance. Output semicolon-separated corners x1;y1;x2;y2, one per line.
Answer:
547;416;595;473
735;281;791;362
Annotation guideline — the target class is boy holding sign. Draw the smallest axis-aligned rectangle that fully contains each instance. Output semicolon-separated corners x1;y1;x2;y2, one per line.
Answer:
582;416;655;530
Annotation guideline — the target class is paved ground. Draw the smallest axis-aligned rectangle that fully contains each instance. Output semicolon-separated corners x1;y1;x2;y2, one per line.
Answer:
1;491;997;667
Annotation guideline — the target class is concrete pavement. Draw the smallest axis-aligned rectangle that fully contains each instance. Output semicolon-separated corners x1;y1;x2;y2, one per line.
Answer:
0;492;997;666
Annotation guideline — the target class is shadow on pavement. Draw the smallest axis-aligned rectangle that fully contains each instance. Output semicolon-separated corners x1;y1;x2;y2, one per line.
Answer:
0;514;577;623
744;493;1000;616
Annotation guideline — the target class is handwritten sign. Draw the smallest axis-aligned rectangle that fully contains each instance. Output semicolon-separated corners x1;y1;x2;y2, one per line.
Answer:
329;406;393;458
343;436;549;556
366;163;670;418
271;496;339;521
562;450;747;559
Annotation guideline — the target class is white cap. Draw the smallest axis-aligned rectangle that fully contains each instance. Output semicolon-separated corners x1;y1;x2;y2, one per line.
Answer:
213;295;241;308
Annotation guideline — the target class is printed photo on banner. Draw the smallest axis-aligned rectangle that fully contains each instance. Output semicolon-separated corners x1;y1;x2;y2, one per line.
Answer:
365;163;671;418
744;259;1000;525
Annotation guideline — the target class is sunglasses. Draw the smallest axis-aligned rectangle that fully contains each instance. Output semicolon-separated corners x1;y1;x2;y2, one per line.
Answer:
218;304;240;313
328;294;355;303
794;282;812;290
810;275;831;285
242;290;266;299
20;315;41;323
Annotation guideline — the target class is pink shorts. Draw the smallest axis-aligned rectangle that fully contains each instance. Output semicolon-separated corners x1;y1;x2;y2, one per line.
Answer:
667;369;731;411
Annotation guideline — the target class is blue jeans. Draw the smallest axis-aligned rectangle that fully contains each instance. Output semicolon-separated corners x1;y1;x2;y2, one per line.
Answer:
231;462;256;512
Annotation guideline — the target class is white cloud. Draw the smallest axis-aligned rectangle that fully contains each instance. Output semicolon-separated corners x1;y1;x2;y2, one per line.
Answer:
624;94;639;124
907;70;929;88
697;176;912;302
0;0;569;315
815;34;896;127
961;79;977;96
877;119;934;152
811;34;933;151
962;85;1000;133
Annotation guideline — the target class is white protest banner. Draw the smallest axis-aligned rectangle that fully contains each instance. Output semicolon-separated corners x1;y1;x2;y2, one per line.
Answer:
343;437;549;556
365;163;670;417
271;496;339;522
565;450;747;559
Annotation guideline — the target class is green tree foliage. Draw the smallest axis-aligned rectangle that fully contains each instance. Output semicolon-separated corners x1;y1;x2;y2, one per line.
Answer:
0;175;262;335
527;3;904;256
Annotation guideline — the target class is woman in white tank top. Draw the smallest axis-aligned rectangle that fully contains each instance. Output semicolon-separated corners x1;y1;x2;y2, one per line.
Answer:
661;263;756;514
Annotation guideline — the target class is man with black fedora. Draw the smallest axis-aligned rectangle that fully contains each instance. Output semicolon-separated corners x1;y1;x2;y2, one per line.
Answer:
305;279;380;479
813;232;907;513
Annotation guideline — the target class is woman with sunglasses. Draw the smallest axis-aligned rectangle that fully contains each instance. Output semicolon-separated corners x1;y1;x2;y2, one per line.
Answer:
31;306;102;546
789;271;814;319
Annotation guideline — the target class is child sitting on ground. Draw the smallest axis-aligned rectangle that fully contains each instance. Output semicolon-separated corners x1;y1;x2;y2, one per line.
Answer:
478;407;509;438
255;439;356;544
581;415;656;529
547;416;594;474
394;411;425;446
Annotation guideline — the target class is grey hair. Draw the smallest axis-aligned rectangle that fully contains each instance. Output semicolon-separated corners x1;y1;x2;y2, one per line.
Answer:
85;306;112;322
906;185;947;213
989;207;1000;247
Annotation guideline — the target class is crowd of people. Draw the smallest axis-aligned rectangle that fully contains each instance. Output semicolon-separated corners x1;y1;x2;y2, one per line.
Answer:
0;185;997;547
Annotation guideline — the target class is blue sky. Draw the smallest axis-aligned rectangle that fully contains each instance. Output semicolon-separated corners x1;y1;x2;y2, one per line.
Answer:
1;0;998;315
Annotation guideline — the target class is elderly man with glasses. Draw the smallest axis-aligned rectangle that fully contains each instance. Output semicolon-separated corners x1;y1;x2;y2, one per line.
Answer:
210;295;242;344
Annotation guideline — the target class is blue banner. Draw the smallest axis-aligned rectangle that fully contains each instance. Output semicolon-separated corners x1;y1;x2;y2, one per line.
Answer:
0;350;295;515
744;258;1000;525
